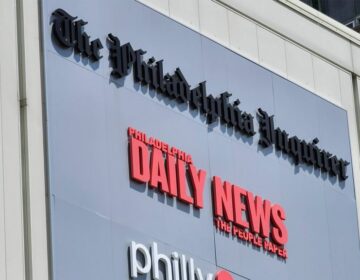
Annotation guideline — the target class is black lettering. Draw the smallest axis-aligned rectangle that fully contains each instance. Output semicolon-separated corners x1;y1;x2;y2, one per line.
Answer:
289;136;302;165
258;108;274;148
339;159;349;180
52;9;103;60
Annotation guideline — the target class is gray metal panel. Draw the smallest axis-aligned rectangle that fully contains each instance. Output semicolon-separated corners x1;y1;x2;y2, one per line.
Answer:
46;52;111;218
325;189;360;279
53;198;113;280
41;0;360;279
279;167;333;280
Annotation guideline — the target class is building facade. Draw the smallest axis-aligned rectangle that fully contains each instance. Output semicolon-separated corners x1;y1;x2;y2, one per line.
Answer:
0;0;360;280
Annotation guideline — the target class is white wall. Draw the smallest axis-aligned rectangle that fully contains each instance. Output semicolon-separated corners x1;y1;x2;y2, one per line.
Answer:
0;0;26;278
136;0;360;234
0;0;49;279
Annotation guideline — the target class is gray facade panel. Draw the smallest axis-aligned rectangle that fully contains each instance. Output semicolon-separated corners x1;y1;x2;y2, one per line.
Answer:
42;0;360;279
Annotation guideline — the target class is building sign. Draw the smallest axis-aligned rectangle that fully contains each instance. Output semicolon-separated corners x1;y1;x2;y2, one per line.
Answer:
128;127;288;259
129;241;233;280
51;8;349;182
42;1;360;279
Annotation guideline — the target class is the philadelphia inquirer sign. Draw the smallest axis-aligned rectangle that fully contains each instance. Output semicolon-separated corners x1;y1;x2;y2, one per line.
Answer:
51;8;349;182
41;1;360;280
